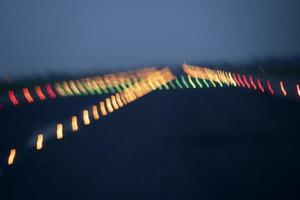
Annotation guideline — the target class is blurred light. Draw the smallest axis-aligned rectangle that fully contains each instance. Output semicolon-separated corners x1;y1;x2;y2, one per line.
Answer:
46;84;56;98
35;86;46;101
249;76;257;90
8;149;16;166
99;101;108;116
36;134;43;150
243;75;251;89
83;110;91;125
71;116;78;132
267;81;274;95
115;93;124;107
8;90;19;106
111;95;119;110
257;79;264;93
106;98;114;113
56;123;63;140
92;105;99;120
280;81;287;96
22;88;34;103
297;84;300;97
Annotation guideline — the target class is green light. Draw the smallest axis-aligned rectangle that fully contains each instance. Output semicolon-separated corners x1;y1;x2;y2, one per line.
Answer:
175;77;183;89
188;75;196;89
202;79;210;88
195;78;203;88
168;81;177;89
181;76;189;89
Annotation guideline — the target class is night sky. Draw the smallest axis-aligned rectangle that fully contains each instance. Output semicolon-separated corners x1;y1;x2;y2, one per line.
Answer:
0;0;300;76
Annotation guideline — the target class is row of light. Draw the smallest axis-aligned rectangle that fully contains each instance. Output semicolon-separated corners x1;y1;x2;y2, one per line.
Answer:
6;67;175;166
183;64;300;98
1;67;160;109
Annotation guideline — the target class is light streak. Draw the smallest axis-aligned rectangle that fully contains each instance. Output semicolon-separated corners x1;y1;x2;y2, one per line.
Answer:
71;116;78;132
56;123;63;140
83;110;91;125
36;134;43;150
8;149;16;166
280;81;287;96
92;105;99;120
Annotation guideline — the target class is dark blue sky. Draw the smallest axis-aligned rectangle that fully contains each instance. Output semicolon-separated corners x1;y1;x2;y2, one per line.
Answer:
0;0;300;76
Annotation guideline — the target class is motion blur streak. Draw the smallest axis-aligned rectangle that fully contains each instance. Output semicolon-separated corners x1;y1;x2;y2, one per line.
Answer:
22;88;34;103
267;81;274;95
111;95;119;110
45;84;56;98
35;86;46;101
8;90;19;106
297;84;300;97
92;105;99;120
257;79;265;93
36;134;43;151
71;116;78;132
56;124;63;140
99;101;108;116
243;75;251;89
83;110;90;125
8;149;16;166
115;93;124;107
249;76;257;90
106;98;114;113
280;81;287;96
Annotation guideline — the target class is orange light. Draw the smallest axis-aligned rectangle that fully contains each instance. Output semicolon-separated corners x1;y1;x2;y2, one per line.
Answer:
36;134;43;150
99;101;107;116
56;123;63;140
106;98;114;113
8;90;19;106
71;116;78;132
22;88;34;103
92;105;99;120
111;95;119;110
8;149;16;166
35;86;46;101
115;93;124;107
46;84;56;98
83;110;90;125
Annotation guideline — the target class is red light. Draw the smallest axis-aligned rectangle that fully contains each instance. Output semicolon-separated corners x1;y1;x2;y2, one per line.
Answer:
45;84;56;98
35;86;46;101
22;88;34;103
237;74;245;87
243;75;251;89
297;84;300;97
8;90;19;106
280;81;287;96
232;73;240;87
267;81;274;95
257;79;264;93
249;75;257;90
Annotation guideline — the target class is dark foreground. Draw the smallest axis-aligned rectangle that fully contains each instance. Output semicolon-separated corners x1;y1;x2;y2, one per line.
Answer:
0;87;299;200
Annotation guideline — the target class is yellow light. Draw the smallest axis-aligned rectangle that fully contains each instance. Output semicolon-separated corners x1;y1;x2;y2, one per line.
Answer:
99;101;108;116
92;105;99;120
71;116;78;132
111;95;119;110
106;98;114;113
36;134;43;150
8;148;16;166
83;110;90;125
56;123;63;140
115;93;124;107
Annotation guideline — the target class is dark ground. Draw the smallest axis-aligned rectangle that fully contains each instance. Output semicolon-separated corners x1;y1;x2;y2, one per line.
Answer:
0;87;299;199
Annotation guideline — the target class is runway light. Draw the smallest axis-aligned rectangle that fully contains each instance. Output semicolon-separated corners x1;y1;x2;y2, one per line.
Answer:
297;84;300;97
243;75;251;89
188;75;196;89
111;95;119;110
56;123;63;140
71;116;78;132
83;110;91;125
22;88;34;103
8;149;16;166
280;81;287;96
115;93;124;107
249;76;257;90
106;98;114;113
232;73;240;87
267;81;274;95
35;86;46;101
8;90;19;106
92;105;99;120
237;74;245;87
257;79;264;93
45;84;56;98
99;101;108;116
36;134;43;150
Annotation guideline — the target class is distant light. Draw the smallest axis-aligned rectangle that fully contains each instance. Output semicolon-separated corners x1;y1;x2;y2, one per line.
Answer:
35;86;46;101
92;105;99;120
8;149;16;166
99;101;108;116
8;90;19;106
71;116;78;132
22;88;34;103
280;81;287;96
106;98;114;113
249;76;257;90
36;134;43;150
111;95;119;110
115;93;124;107
267;81;274;95
45;84;56;98
242;75;251;89
297;84;300;97
237;74;245;87
257;79;264;93
232;73;241;87
83;110;91;125
56;123;63;140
